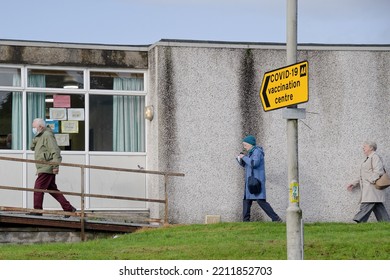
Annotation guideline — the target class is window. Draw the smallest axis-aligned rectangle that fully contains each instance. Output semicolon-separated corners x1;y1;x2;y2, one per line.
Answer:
0;67;23;149
89;94;145;152
27;69;84;89
0;67;21;87
0;91;21;149
0;66;145;153
23;92;85;151
90;71;144;91
89;71;145;152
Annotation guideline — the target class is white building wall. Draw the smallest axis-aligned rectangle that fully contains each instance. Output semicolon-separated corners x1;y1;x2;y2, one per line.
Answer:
148;41;390;224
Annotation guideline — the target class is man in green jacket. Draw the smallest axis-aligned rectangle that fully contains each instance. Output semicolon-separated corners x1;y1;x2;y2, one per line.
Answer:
30;118;76;216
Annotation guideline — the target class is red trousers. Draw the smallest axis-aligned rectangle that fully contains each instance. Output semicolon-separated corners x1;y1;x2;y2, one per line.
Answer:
34;173;73;211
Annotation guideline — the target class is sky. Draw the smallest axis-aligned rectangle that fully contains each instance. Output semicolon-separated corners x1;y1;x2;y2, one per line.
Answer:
0;0;389;46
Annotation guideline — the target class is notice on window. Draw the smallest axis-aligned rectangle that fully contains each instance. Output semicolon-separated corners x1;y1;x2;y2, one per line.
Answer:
49;108;67;120
46;120;59;133
68;108;84;121
55;134;70;146
53;95;71;108
61;120;79;133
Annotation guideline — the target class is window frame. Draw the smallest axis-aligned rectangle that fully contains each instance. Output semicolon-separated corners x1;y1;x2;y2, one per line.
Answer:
88;68;147;96
0;65;23;90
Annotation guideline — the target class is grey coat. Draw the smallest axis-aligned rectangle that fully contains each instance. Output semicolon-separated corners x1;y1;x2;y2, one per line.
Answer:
352;152;386;203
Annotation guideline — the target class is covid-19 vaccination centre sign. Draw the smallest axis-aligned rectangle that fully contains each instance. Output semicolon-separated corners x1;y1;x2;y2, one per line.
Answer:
259;61;308;111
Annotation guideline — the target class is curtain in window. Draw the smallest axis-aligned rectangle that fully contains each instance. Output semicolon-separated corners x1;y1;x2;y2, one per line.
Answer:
11;75;22;149
113;77;145;152
27;75;46;148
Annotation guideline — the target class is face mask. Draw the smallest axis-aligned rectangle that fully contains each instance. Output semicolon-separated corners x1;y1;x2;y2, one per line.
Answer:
32;127;38;135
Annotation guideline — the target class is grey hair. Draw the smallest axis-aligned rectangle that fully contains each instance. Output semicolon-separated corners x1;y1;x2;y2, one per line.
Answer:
33;118;46;128
364;141;377;151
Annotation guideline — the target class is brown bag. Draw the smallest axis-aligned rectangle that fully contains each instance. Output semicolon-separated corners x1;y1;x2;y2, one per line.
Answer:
370;156;390;190
375;172;390;190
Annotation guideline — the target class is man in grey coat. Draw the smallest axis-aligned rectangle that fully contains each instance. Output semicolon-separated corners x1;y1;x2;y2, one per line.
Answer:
346;141;390;223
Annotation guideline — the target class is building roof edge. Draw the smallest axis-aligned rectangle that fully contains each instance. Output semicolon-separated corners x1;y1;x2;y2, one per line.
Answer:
0;39;150;51
1;38;389;52
149;39;390;51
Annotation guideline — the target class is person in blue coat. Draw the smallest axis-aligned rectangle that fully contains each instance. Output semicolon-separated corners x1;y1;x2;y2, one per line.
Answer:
237;135;282;222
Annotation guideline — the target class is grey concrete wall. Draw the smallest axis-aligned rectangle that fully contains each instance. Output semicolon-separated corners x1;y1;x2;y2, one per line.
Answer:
0;40;148;68
0;227;112;244
148;41;390;224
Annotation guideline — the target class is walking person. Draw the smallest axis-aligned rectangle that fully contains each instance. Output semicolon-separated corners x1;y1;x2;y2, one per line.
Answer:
346;141;390;223
29;118;76;217
237;135;282;222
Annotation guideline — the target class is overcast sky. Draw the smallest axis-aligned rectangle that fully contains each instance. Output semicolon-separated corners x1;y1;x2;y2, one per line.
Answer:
0;0;389;45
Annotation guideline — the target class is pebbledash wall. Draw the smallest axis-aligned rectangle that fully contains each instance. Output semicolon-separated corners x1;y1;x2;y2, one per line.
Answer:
147;40;390;224
0;39;389;224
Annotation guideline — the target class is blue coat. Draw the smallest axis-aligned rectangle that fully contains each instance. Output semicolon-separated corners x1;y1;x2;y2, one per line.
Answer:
238;146;266;200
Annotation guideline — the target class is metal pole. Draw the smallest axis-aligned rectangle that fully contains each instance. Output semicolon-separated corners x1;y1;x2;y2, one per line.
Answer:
80;167;86;241
286;0;303;260
287;0;297;65
164;174;169;225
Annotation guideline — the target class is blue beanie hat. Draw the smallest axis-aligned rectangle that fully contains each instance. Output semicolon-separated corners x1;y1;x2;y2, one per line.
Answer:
243;135;256;146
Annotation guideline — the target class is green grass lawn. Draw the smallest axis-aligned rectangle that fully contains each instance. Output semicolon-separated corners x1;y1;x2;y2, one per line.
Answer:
0;222;389;260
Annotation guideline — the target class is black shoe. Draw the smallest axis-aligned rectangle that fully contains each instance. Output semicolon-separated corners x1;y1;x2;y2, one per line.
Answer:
26;212;42;216
64;207;77;218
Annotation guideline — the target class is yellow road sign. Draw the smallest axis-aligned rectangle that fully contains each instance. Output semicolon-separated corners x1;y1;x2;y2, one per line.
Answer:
259;61;308;111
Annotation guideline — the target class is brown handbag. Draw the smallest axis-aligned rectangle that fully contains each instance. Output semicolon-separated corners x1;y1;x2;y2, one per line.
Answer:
375;171;390;190
371;156;390;190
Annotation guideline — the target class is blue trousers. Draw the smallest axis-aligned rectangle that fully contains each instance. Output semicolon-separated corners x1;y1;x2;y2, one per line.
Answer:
243;199;281;222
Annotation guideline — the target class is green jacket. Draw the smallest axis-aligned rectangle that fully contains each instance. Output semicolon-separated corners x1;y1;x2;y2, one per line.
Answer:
30;127;62;174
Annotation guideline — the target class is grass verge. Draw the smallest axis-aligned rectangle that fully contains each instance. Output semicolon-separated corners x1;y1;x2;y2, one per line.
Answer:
0;222;389;260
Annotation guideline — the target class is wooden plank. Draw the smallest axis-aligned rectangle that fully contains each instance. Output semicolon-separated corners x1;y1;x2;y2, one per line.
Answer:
0;213;153;233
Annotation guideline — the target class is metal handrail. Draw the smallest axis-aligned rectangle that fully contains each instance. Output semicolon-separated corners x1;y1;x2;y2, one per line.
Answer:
0;156;184;240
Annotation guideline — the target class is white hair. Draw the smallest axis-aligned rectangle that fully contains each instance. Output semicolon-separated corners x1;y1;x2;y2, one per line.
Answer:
364;141;377;151
33;118;46;128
